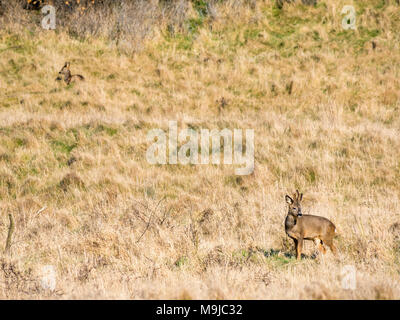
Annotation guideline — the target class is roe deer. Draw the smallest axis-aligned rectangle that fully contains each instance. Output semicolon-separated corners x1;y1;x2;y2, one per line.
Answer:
56;62;84;85
285;190;337;260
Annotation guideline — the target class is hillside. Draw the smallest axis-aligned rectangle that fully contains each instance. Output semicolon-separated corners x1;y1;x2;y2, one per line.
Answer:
0;0;400;299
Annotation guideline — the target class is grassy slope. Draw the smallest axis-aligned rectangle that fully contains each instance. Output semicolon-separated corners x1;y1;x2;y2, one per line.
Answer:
0;0;399;298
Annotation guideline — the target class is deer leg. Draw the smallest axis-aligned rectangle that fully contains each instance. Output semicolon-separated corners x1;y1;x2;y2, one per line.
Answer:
319;242;327;254
324;239;337;255
319;239;327;254
292;238;298;258
296;238;303;260
314;239;326;254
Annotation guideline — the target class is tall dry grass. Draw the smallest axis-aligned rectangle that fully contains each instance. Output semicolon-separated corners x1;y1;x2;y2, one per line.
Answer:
0;0;399;299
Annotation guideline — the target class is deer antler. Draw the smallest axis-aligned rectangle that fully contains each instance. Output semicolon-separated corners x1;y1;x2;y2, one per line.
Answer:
293;190;303;201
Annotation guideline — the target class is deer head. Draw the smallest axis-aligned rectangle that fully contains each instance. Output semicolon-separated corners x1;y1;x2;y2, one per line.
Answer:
285;189;303;217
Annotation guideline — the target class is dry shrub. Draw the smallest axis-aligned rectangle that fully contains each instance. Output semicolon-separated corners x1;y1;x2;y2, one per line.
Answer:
0;171;16;198
0;0;263;52
390;222;400;240
0;259;40;298
62;1;163;53
59;172;85;191
302;282;338;300
0;0;191;53
201;245;228;270
374;285;394;300
0;0;400;300
380;88;398;106
197;208;214;235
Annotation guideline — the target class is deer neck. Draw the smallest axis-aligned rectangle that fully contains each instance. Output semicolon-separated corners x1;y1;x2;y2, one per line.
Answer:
285;213;297;231
64;71;71;83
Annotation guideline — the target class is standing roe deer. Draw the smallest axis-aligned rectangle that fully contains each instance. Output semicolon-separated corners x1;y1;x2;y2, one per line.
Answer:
285;190;337;260
56;62;85;85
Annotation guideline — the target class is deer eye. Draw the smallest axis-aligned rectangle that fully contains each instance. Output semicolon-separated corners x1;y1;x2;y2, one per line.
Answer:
292;207;297;210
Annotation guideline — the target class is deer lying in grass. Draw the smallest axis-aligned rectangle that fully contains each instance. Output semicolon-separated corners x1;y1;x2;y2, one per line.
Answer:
56;62;85;85
285;190;337;260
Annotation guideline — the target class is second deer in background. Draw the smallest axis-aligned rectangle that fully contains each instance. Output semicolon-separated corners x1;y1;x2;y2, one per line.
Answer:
56;62;85;85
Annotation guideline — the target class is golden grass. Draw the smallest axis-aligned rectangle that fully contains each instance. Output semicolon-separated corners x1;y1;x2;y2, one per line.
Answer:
0;0;399;299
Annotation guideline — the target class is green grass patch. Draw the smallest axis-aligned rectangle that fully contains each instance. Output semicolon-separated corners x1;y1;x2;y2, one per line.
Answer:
50;139;77;154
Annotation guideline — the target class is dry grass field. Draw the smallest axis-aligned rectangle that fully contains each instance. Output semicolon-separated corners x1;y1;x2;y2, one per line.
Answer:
0;0;400;299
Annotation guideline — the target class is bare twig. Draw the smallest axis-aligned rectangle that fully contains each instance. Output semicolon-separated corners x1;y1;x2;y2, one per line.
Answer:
4;214;15;255
0;45;23;55
33;206;47;219
159;207;172;225
136;196;165;243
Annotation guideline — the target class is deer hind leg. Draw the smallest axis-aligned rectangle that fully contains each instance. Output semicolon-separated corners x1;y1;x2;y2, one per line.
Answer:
292;238;298;258
324;238;337;255
314;238;326;254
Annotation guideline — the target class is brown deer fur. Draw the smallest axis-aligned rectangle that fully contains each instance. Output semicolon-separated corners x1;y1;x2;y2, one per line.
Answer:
285;190;337;260
56;62;84;85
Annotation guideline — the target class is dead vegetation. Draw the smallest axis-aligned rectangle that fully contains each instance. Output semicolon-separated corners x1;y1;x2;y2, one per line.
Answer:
0;0;400;299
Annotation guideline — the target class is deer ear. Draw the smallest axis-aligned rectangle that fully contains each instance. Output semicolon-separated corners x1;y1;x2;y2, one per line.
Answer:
285;195;293;204
65;62;70;68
